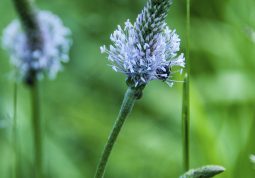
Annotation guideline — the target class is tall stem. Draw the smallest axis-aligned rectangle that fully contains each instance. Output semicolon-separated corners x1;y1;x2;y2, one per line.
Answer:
30;80;43;178
186;0;190;71
182;75;190;172
11;0;43;176
94;87;138;178
12;82;18;178
182;0;190;172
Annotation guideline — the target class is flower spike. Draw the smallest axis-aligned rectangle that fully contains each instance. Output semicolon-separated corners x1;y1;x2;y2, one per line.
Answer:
101;0;185;87
2;11;72;84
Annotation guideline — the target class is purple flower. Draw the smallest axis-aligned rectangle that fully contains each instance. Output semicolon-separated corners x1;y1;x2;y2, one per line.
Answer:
2;11;72;81
101;0;185;87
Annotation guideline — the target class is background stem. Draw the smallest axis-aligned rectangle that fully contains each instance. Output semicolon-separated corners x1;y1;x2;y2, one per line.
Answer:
31;80;43;178
182;75;190;172
12;82;18;178
11;0;43;176
182;0;190;172
94;87;138;178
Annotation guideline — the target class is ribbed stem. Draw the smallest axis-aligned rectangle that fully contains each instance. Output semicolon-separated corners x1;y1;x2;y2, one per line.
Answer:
30;80;43;178
182;0;190;172
94;87;139;178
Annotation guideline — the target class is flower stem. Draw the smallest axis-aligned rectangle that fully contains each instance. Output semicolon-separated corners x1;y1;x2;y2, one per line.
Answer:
11;0;43;175
182;0;190;172
94;87;139;178
182;75;190;172
30;80;43;178
12;82;19;178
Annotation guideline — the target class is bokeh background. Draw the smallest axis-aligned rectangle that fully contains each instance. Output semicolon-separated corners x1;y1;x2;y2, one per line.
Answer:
0;0;255;177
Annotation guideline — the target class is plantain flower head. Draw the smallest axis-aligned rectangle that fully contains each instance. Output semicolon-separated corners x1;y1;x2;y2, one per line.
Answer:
100;0;185;87
2;10;72;82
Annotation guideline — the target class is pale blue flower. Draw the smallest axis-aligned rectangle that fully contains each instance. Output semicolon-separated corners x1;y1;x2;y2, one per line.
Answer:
101;0;185;87
2;11;72;81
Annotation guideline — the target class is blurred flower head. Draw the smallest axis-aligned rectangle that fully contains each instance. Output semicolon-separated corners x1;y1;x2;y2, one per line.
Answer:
2;10;72;82
101;0;185;87
250;155;255;164
245;26;255;43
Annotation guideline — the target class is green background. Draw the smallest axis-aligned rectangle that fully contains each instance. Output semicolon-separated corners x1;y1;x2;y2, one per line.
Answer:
0;0;255;177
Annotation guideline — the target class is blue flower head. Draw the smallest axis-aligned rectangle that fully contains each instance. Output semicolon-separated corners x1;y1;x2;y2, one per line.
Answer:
2;11;72;82
101;0;185;87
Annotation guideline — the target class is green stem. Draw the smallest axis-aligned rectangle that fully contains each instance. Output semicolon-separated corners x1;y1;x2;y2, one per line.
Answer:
186;0;190;72
94;87;139;178
182;0;190;172
11;0;43;175
12;82;18;178
30;80;43;178
182;75;190;172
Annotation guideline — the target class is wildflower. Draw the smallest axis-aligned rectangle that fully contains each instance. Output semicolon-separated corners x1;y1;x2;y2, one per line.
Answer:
101;0;185;87
2;11;72;82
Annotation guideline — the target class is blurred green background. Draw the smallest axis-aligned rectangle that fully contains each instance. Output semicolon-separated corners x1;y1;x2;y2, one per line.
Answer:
0;0;255;177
